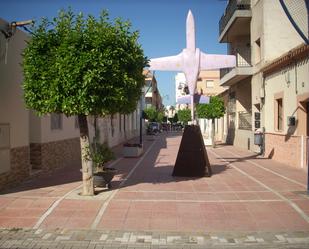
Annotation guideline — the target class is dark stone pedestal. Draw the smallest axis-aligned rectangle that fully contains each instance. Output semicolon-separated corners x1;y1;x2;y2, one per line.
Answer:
172;125;212;177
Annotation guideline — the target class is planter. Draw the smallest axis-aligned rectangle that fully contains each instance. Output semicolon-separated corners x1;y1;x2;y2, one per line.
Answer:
146;134;155;141
123;144;143;157
93;168;117;189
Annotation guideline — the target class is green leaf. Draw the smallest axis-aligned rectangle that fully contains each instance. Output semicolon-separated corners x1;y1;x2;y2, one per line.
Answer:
22;8;148;117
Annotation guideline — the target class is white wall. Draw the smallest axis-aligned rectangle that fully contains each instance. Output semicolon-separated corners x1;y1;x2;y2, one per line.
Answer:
29;110;42;143
0;28;29;148
39;115;79;143
264;60;309;134
262;1;303;63
88;107;142;149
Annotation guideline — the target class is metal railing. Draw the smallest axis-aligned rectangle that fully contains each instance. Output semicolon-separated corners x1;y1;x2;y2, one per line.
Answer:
220;45;252;78
219;0;251;35
238;111;252;130
227;103;236;113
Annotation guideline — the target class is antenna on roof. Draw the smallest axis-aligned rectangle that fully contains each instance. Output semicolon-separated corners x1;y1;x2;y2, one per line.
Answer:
0;19;33;64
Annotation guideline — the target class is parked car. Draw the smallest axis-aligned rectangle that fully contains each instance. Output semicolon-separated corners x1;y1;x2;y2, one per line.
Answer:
147;122;161;135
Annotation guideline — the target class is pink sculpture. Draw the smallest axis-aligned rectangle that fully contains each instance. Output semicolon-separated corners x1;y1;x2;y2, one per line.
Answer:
149;10;236;121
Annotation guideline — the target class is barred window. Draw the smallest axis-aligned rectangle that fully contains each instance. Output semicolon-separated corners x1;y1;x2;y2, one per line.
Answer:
276;98;283;131
238;111;252;130
74;116;79;129
51;113;62;130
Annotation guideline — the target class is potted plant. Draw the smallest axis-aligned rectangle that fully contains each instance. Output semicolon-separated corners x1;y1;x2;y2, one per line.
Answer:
91;143;116;188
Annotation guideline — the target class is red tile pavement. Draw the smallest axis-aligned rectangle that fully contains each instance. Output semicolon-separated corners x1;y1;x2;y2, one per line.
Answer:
0;133;309;233
41;199;102;229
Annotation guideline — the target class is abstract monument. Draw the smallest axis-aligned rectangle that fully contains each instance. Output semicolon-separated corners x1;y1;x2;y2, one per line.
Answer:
149;10;236;177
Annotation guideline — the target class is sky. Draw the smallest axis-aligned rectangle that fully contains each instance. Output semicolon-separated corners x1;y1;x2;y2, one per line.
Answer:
0;0;228;106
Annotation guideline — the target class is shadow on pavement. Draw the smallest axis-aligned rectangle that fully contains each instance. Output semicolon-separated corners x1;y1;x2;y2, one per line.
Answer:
114;133;229;190
0;164;82;195
0;141;127;195
0;133;230;196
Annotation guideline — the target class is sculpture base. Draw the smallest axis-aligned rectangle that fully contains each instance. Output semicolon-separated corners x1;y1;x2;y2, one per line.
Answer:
172;125;212;177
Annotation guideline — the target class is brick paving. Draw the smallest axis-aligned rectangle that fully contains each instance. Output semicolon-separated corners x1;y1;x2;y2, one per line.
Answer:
0;133;309;248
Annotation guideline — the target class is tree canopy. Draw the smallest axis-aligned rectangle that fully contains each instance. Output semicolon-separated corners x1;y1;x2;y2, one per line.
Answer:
22;9;148;116
177;109;191;124
143;106;164;122
22;9;148;196
196;96;225;119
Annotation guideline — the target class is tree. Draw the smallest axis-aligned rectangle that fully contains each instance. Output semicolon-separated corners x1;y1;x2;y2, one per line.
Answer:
143;107;158;122
143;107;164;123
169;105;175;112
178;109;191;125
196;96;225;147
173;113;179;123
157;111;164;123
22;9;148;195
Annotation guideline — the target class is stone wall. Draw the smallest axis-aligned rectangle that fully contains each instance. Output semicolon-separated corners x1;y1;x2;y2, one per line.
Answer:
30;143;42;169
0;146;30;190
30;138;81;171
264;133;307;169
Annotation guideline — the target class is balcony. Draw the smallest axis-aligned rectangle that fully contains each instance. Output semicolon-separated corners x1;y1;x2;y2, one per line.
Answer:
219;0;251;43
220;46;253;86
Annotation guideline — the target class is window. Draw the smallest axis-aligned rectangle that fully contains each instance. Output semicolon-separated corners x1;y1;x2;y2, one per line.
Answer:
51;113;62;130
119;114;122;132
276;98;283;131
228;92;236;113
123;115;126;131
132;112;135;130
74;116;79;129
238;111;252;130
255;38;261;63
110;115;114;137
205;80;214;88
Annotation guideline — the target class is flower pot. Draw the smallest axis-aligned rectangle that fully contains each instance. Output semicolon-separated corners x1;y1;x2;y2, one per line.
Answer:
93;168;117;189
123;144;143;157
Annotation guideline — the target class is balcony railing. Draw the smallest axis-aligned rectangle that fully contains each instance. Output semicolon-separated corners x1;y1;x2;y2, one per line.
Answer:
220;46;252;78
219;0;251;35
238;111;252;130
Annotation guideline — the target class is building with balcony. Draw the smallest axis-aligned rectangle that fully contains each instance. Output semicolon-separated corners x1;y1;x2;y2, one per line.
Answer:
143;70;163;111
175;71;227;145
218;0;253;151
196;70;227;96
196;71;228;145
218;0;309;169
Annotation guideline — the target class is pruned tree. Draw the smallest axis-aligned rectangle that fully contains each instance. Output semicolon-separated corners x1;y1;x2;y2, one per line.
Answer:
157;111;164;123
144;106;164;122
177;109;191;125
196;96;225;147
22;9;148;195
143;107;158;122
173;113;179;123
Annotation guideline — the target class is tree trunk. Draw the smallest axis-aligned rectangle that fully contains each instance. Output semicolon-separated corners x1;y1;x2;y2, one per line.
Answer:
212;118;216;148
78;114;94;196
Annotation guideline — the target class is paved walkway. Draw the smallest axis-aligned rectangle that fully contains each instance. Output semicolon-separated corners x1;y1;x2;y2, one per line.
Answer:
0;133;309;248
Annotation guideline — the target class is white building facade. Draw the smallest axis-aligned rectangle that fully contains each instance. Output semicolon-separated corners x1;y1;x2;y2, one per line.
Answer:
218;0;309;169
